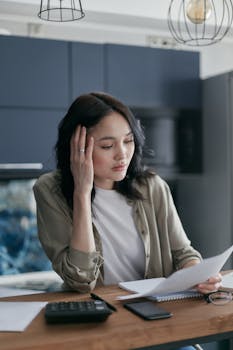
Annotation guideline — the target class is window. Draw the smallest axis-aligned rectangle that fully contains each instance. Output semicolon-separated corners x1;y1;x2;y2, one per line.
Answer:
0;178;52;275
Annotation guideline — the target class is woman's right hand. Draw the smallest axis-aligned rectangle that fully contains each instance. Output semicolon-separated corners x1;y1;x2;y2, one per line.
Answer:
70;125;94;196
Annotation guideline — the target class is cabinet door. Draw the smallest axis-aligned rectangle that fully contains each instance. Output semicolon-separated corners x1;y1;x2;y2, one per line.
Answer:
105;44;156;107
0;108;64;171
0;36;69;109
167;50;201;109
105;44;201;109
71;42;104;100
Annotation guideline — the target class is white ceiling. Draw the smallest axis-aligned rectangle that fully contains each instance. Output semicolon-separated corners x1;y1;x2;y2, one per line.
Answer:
1;0;233;48
0;0;173;44
1;0;233;78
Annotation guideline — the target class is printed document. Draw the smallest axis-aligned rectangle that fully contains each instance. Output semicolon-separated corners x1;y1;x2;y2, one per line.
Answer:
117;245;233;300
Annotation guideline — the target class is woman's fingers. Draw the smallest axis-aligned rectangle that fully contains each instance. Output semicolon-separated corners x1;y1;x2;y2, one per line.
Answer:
78;126;86;159
69;126;94;193
70;125;89;167
197;274;222;294
70;125;81;164
86;136;94;161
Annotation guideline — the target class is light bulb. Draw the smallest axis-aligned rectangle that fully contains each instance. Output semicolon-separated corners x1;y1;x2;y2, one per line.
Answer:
186;0;212;24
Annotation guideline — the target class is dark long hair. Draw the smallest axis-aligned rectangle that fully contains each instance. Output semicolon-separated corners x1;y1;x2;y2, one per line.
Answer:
55;92;153;208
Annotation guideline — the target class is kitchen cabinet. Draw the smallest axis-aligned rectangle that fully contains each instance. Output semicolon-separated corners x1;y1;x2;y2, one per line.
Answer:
0;36;202;173
0;108;63;171
105;44;201;109
0;36;69;108
71;42;104;100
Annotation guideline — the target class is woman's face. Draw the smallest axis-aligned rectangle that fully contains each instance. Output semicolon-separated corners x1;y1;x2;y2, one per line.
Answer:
88;112;135;190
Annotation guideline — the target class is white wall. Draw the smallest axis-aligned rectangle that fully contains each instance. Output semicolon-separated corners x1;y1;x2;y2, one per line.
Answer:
200;41;233;79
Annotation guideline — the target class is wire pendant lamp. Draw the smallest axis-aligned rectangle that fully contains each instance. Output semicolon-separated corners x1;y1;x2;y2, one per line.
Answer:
38;0;85;22
168;0;233;46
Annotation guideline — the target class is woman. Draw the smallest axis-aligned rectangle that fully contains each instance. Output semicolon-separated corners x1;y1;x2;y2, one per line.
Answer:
33;92;221;295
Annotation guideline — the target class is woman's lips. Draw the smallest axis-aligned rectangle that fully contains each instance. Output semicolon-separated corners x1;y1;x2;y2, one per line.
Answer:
112;164;127;172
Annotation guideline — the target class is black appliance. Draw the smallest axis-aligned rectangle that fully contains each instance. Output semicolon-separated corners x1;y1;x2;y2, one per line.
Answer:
131;107;202;176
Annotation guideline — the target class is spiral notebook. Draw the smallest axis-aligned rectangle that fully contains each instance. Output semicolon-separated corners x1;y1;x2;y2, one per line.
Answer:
148;290;202;302
119;278;202;302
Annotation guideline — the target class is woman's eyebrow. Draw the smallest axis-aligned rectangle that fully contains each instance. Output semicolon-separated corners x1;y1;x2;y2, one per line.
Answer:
97;131;133;142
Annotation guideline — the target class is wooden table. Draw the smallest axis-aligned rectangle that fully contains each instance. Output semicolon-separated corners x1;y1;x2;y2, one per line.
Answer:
1;285;233;350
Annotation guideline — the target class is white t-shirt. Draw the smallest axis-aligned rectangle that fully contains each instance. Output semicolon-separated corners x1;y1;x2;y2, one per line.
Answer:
92;187;145;285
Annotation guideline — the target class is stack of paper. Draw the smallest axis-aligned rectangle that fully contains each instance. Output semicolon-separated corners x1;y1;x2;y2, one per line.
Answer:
117;245;233;300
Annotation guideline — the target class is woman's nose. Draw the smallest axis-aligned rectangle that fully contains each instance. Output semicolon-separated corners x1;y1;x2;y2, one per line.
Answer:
115;145;126;160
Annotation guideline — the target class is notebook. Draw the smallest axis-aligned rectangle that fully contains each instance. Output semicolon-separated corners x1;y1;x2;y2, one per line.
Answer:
119;278;202;302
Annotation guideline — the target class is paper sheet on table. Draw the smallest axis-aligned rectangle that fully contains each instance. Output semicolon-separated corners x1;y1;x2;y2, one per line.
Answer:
117;245;233;300
0;287;43;298
0;301;47;332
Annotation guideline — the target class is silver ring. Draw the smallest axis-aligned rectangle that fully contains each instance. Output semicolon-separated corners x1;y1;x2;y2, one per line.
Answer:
79;148;85;153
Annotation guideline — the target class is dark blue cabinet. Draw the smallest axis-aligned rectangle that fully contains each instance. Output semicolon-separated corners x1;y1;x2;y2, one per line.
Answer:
0;36;201;171
0;108;64;170
0;36;69;108
71;42;104;100
105;44;201;109
105;44;158;107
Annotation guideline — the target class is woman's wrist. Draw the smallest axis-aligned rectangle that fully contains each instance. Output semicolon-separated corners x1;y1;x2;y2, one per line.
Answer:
73;189;92;204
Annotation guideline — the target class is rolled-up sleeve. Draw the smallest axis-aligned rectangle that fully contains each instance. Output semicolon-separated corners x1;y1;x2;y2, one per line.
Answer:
33;173;104;293
64;248;103;291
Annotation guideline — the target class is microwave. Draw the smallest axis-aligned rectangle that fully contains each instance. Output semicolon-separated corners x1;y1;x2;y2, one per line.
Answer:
131;107;202;175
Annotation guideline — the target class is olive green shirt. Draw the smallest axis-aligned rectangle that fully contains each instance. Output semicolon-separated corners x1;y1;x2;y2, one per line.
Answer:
33;171;201;293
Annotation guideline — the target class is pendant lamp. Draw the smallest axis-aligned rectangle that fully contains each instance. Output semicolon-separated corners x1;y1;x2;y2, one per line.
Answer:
38;0;85;22
168;0;233;46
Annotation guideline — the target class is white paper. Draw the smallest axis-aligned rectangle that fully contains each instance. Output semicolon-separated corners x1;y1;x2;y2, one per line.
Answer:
119;278;202;300
119;278;165;293
0;301;47;332
0;287;43;298
222;271;233;288
117;245;233;300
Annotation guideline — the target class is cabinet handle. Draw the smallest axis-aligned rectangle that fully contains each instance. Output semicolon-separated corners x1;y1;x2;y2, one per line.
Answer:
0;163;43;170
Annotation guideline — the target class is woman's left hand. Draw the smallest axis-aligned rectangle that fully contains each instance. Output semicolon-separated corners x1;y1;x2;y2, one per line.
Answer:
196;273;222;294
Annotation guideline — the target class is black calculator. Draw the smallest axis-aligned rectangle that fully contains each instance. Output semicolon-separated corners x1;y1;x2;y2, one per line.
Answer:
45;300;112;323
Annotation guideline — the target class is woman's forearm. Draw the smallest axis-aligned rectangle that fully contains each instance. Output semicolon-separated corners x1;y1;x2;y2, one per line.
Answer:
70;191;96;253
